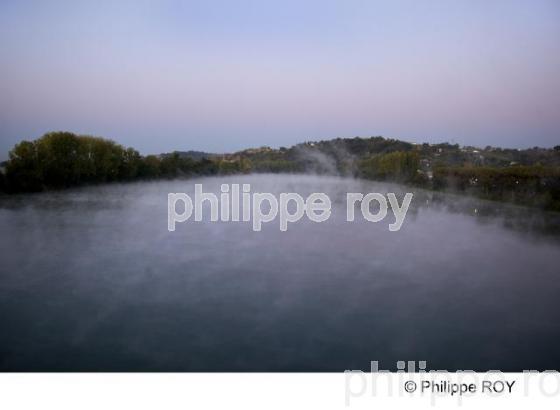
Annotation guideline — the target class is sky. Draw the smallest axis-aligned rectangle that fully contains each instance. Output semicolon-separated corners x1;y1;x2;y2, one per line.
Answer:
1;0;559;157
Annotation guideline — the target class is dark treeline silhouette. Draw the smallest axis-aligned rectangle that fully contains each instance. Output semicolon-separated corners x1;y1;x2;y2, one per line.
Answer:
0;132;219;192
1;131;560;211
433;165;560;211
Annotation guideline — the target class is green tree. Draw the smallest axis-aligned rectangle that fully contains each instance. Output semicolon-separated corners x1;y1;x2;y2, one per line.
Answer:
359;151;420;183
5;140;43;191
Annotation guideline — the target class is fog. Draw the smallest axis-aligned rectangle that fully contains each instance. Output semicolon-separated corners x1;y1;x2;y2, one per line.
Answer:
0;174;559;371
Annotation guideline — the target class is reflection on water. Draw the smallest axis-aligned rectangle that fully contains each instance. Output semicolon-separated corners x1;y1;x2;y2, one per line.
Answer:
0;174;559;371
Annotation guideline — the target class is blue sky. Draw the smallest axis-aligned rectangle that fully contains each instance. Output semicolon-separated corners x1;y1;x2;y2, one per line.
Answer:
1;0;559;156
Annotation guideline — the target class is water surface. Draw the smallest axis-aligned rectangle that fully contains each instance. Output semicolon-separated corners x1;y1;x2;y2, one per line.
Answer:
1;174;559;371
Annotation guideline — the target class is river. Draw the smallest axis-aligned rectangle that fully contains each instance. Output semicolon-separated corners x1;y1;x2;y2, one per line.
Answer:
0;174;559;371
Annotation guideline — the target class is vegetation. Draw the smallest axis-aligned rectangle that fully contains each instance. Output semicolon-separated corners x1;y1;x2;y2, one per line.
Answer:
1;132;218;192
358;151;422;184
433;165;560;212
1;131;560;211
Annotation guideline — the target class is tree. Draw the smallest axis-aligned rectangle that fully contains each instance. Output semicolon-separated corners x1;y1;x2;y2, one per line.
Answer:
359;151;420;183
138;155;161;178
5;140;43;191
35;132;82;187
5;132;141;191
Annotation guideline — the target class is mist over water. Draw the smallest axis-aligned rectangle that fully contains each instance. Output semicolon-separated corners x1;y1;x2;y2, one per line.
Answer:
0;174;559;371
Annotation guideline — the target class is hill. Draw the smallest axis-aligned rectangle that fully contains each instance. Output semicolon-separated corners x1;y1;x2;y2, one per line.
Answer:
1;132;559;211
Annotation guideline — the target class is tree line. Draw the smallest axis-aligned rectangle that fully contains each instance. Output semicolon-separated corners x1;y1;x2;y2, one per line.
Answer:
0;132;220;193
1;131;559;211
432;165;560;212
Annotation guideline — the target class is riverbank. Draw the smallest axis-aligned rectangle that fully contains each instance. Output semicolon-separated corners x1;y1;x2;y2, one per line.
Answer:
2;132;559;212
